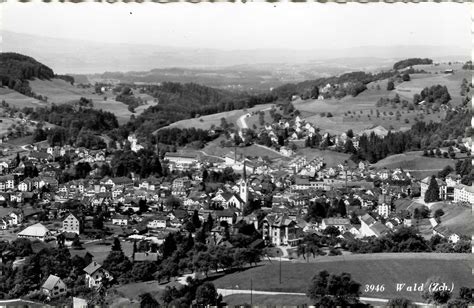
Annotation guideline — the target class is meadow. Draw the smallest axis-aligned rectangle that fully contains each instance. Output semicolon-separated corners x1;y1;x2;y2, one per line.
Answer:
27;78;155;124
0;87;46;109
430;202;473;237
373;151;455;178
213;253;474;302
71;239;135;264
159;103;275;132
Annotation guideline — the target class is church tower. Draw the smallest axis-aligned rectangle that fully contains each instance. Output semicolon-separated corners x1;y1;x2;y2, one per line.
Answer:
240;161;249;204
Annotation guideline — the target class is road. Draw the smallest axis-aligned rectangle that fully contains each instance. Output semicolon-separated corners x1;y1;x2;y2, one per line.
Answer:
217;289;427;306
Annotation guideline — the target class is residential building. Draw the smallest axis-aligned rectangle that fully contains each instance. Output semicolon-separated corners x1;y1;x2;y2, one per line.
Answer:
41;275;67;299
63;213;82;235
83;261;113;289
262;213;299;246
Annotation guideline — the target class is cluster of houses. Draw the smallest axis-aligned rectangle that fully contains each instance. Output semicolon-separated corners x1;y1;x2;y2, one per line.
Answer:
1;136;470;303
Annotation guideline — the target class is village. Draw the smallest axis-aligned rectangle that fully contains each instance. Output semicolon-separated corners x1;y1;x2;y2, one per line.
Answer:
0;121;471;304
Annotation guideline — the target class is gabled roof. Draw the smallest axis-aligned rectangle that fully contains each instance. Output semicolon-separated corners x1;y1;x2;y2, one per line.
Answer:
18;223;49;237
83;261;102;275
42;274;62;291
359;214;376;226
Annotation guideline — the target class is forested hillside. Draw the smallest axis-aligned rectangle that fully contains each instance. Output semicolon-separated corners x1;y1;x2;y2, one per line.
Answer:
125;82;277;137
0;52;74;98
393;58;433;70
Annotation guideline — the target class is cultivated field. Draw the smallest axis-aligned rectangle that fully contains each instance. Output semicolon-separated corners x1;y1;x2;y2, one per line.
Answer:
213;253;474;302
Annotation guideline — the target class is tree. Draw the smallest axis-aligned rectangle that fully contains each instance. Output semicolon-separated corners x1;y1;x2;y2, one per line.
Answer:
402;73;411;81
140;293;159;308
346;129;354;139
111;237;122;252
310;86;319;99
307;271;361;306
162;233;177;258
387;81;395;91
323;226;341;237
424;176;440;203
72;236;82;249
422;276;452;304
192;210;201;229
195;282;221;306
434;209;444;222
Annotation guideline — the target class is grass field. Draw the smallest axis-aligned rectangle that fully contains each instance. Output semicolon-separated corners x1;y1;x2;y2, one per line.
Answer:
373;151;454;178
224;293;310;306
72;239;134;264
394;63;469;106
213;253;474;302
0;87;46;109
159;103;275;132
296;148;351;167
430;202;473;237
26;78;161;124
201;136;284;160
293;64;467;135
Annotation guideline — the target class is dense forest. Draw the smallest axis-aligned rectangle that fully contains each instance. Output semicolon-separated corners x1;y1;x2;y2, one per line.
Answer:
393;58;433;70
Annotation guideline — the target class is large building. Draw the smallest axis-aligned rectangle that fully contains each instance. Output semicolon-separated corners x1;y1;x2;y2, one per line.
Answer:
262;214;299;246
18;223;51;241
453;184;474;204
164;152;198;171
63;213;82;235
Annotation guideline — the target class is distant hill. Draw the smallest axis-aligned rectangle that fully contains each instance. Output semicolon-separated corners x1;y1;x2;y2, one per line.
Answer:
393;58;433;70
0;52;55;81
0;52;74;98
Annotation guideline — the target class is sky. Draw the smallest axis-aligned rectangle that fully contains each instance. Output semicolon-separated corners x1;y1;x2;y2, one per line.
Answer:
1;1;471;51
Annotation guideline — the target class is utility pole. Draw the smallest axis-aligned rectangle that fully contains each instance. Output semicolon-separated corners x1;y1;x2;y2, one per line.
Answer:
279;252;282;284
250;278;253;306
